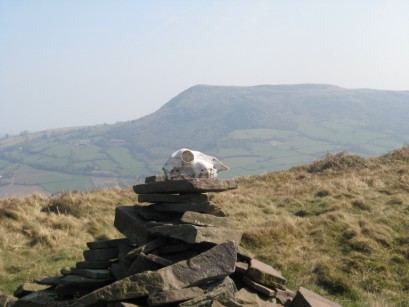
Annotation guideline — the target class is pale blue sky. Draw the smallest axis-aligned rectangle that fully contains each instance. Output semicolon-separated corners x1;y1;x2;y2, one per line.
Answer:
1;1;409;135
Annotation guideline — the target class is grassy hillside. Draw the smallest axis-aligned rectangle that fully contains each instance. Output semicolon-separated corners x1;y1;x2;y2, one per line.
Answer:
1;84;409;195
1;147;409;305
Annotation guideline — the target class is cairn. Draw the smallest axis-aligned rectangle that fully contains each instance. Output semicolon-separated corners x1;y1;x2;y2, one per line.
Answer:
4;176;341;307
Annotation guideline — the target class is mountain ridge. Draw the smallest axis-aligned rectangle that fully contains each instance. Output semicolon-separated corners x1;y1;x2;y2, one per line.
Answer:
1;83;409;196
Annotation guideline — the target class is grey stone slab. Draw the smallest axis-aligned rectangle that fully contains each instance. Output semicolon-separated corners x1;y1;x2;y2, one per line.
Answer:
180;211;233;227
242;276;276;297
136;205;182;222
83;247;118;262
133;178;237;194
138;193;208;204
71;268;111;279
107;303;140;307
236;246;254;262
114;206;148;245
70;241;237;307
76;260;113;269
153;201;225;217
291;287;341;307
246;259;286;290
13;282;51;298
147;224;242;245
86;238;130;250
147;287;205;306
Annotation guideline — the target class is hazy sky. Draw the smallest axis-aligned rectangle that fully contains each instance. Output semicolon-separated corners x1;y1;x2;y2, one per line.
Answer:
1;1;409;135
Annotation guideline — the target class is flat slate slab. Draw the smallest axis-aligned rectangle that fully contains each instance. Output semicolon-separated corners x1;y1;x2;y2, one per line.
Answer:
114;206;148;245
292;287;342;307
87;238;130;250
147;224;242;245
71;241;237;307
138;193;208;204
152;201;225;217
136;205;182;221
246;259;286;290
242;276;276;297
133;178;237;194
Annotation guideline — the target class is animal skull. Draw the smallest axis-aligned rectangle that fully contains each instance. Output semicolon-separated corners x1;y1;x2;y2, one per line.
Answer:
162;149;229;179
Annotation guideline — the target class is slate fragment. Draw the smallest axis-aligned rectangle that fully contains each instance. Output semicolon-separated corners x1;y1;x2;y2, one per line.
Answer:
180;211;233;227
246;259;286;290
133;178;237;194
83;247;118;262
13;282;51;298
87;238;130;250
147;287;205;306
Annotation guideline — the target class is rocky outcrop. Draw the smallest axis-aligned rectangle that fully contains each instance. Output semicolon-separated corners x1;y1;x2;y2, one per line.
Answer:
8;177;341;307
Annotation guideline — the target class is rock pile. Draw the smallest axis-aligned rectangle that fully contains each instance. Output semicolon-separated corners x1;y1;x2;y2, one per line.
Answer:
4;177;341;307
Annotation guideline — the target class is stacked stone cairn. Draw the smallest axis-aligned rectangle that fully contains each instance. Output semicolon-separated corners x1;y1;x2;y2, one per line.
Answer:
4;177;341;307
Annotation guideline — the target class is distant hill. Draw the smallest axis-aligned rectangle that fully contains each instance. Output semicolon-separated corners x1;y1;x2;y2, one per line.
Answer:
1;84;409;195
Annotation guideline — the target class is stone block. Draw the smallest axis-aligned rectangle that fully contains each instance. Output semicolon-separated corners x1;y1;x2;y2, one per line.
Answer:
0;291;17;307
242;276;275;297
147;224;242;245
246;259;286;289
133;178;237;194
180;211;233;227
291;287;341;307
71;241;237;306
153;201;225;217
83;247;118;262
71;268;111;279
114;206;148;245
86;238;130;250
147;287;205;306
138;193;208;204
136;205;182;221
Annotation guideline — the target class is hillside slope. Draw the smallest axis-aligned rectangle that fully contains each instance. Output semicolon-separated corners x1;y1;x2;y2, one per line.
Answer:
1;84;409;195
1;147;409;306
